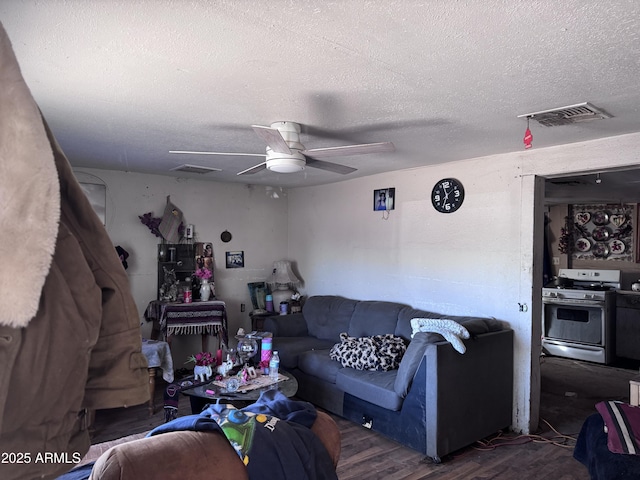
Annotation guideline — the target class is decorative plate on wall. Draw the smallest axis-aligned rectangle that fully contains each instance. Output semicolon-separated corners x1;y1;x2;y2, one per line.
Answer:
593;242;610;258
609;239;626;254
575;238;591;252
592;226;611;242
220;230;232;243
610;214;626;227
575;212;591;226
570;203;633;262
592;211;610;226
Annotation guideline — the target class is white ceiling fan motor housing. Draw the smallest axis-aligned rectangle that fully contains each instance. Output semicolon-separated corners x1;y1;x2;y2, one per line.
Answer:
266;121;306;173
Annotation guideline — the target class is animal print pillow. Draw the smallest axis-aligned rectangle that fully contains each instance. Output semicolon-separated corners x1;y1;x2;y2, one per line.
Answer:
329;332;407;371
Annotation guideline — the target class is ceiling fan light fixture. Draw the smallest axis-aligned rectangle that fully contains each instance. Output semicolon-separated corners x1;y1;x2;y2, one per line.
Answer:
266;149;306;173
267;157;306;173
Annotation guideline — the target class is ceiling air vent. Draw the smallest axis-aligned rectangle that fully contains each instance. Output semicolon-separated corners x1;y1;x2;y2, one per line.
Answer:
518;102;612;127
170;164;222;174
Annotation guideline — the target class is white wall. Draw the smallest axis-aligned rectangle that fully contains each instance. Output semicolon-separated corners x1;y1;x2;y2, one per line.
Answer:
74;132;640;432
73;168;288;365
287;131;640;434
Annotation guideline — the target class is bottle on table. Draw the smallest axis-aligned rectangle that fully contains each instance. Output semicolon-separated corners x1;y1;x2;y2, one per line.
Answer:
269;351;280;381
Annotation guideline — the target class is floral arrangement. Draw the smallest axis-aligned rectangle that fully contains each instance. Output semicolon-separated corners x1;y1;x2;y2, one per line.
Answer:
138;212;185;239
139;212;162;238
186;351;215;366
557;216;572;254
194;267;212;280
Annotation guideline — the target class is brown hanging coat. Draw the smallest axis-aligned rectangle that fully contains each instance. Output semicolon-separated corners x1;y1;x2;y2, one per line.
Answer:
0;23;149;480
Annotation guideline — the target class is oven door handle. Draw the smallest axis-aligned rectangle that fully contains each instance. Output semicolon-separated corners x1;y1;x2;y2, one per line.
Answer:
542;297;605;306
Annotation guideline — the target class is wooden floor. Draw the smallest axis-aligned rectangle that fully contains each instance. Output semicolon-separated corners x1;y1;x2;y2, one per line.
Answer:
90;356;639;479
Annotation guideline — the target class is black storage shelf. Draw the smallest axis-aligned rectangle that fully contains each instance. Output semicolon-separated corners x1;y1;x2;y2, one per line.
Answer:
157;244;195;300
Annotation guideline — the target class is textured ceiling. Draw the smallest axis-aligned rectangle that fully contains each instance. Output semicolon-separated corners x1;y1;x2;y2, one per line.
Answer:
2;1;640;188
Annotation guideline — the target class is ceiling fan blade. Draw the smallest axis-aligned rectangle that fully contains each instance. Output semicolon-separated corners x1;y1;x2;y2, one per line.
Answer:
302;141;395;159
237;162;267;176
251;125;292;154
169;150;266;157
305;158;357;175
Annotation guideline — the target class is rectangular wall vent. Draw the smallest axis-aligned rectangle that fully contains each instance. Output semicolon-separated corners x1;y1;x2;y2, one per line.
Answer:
170;164;222;174
518;102;612;127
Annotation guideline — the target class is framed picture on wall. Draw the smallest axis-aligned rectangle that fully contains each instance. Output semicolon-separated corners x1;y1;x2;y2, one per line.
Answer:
571;203;634;262
373;187;395;211
247;282;269;310
226;251;244;269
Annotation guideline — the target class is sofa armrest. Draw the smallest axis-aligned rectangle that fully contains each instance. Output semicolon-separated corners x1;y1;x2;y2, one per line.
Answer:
263;313;308;337
421;329;514;461
87;411;340;480
89;430;249;480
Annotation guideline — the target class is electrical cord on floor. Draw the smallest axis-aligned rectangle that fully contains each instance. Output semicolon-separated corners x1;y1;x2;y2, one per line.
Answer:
473;418;578;452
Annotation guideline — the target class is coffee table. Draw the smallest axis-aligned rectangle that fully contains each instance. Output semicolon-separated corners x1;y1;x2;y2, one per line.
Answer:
182;372;298;414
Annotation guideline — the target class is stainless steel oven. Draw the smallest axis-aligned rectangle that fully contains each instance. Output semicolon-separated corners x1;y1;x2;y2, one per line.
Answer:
542;269;620;364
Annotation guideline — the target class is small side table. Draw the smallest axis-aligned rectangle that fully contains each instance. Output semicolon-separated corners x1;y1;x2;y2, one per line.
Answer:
144;300;228;352
249;310;273;331
630;378;640;406
142;339;174;416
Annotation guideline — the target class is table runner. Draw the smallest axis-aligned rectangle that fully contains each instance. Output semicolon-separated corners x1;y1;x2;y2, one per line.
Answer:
145;300;228;346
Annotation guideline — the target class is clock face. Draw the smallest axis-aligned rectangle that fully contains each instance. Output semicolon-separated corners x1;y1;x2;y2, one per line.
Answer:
431;178;465;213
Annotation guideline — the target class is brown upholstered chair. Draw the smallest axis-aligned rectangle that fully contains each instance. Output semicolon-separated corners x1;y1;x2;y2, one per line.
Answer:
82;411;340;480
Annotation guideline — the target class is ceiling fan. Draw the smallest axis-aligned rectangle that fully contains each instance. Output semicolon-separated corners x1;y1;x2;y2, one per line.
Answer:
169;121;395;176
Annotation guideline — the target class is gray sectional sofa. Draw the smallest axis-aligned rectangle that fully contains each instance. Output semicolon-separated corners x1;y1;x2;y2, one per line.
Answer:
263;295;514;462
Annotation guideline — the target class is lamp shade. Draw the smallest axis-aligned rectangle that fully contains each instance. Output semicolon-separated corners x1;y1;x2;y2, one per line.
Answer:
268;260;300;288
268;260;300;315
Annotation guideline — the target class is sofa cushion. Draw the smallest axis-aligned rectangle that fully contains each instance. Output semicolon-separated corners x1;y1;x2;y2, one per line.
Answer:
394;332;440;397
272;337;335;370
348;301;406;338
329;333;407;371
297;349;342;384
336;368;403;411
303;296;358;341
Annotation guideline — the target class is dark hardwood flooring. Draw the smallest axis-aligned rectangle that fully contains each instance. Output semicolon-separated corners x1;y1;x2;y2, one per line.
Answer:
90;356;639;479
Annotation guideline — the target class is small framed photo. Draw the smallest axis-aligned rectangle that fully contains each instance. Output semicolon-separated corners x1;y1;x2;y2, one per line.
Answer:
373;187;395;211
247;282;268;310
226;251;245;269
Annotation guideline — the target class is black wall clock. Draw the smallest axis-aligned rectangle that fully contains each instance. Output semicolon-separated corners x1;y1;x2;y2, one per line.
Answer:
431;178;465;213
